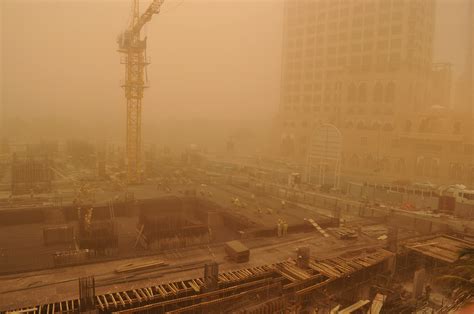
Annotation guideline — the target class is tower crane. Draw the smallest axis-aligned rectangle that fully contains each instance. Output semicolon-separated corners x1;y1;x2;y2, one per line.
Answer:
117;0;165;184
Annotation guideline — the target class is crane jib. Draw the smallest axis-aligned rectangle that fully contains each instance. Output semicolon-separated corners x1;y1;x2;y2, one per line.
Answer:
131;0;165;35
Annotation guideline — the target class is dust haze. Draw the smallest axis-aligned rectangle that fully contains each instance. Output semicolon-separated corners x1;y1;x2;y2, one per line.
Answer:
1;1;471;147
1;0;284;149
1;0;474;313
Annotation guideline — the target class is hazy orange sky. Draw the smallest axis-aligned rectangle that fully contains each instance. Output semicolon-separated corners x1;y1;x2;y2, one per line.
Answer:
1;0;283;135
0;0;471;141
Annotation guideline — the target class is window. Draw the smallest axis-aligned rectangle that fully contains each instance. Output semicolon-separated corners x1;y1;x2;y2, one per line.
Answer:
347;83;357;102
454;122;461;134
404;120;412;132
373;81;384;102
358;83;367;102
362;55;372;67
385;82;395;103
383;123;394;131
450;163;464;180
350;155;360;168
334;81;343;102
394;158;406;173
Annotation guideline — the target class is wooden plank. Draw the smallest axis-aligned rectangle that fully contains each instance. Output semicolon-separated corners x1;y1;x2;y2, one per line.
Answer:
96;296;105;311
109;294;118;308
115;260;166;273
116;293;126;307
112;278;279;313
102;295;109;310
338;300;370;313
132;289;142;303
167;283;177;295
156;285;166;297
124;291;133;304
138;288;149;300
189;280;200;292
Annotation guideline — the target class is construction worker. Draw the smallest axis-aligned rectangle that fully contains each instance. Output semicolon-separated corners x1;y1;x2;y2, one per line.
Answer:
282;220;288;236
277;219;282;237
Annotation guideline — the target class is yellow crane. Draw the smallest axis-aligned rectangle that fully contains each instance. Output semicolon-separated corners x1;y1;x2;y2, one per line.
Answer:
117;0;165;184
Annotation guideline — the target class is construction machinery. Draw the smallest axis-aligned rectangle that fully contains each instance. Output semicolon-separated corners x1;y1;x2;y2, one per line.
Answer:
117;0;165;184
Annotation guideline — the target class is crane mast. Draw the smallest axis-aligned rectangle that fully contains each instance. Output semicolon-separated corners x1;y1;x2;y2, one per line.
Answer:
118;0;165;184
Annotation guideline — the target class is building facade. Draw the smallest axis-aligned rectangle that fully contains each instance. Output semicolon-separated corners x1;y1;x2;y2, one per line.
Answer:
277;0;474;186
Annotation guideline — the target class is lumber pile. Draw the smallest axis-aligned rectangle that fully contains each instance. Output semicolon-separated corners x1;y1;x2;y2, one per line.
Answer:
218;265;272;283
273;261;311;282
327;227;358;239
115;260;168;273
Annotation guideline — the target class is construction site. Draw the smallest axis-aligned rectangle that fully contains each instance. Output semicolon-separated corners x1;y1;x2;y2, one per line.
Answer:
1;0;474;313
1;144;474;313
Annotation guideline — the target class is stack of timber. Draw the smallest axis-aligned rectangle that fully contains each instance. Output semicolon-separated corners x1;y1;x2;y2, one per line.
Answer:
115;260;167;274
218;265;272;284
5;248;393;314
53;249;90;267
327;227;358;239
273;261;311;282
309;249;393;278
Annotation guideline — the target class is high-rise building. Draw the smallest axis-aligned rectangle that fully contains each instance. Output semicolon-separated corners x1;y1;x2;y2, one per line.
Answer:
277;0;473;186
278;0;435;154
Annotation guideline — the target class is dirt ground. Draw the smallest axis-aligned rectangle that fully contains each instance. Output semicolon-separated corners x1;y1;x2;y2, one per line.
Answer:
0;231;381;310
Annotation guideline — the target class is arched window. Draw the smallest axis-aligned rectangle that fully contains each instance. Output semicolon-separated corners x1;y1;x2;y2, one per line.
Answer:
324;83;332;103
415;156;424;176
347;83;357;102
395;158;406;173
385;82;395;103
281;134;295;156
358;83;367;102
419;118;429;132
350;154;360;168
469;166;474;186
404;120;412;132
373;81;383;102
380;158;390;172
417;156;439;177
335;81;343;102
383;123;394;132
365;155;376;169
450;163;464;180
454;122;461;134
372;121;381;130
